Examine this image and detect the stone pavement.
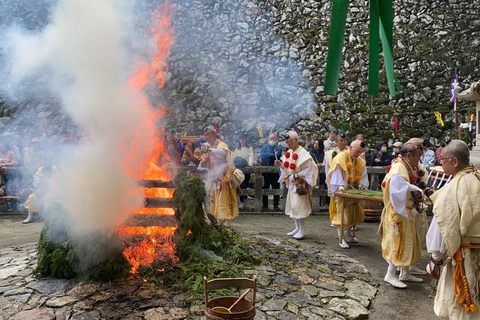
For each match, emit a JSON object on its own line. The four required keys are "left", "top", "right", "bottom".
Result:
{"left": 0, "top": 236, "right": 378, "bottom": 320}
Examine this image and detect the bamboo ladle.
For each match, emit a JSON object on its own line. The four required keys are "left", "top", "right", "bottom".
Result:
{"left": 212, "top": 288, "right": 252, "bottom": 313}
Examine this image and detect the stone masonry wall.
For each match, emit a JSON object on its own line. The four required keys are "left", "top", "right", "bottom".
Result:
{"left": 1, "top": 0, "right": 479, "bottom": 151}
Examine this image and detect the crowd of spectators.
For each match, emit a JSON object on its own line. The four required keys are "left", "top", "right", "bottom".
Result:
{"left": 167, "top": 128, "right": 477, "bottom": 213}
{"left": 0, "top": 130, "right": 74, "bottom": 216}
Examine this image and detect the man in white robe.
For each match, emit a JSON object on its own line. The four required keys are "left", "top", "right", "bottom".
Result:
{"left": 275, "top": 131, "right": 318, "bottom": 239}
{"left": 426, "top": 140, "right": 480, "bottom": 319}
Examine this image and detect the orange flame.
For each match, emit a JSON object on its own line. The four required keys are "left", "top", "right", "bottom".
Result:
{"left": 119, "top": 1, "right": 178, "bottom": 273}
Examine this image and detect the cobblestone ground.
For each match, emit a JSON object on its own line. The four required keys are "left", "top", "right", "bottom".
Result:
{"left": 1, "top": 238, "right": 378, "bottom": 320}
{"left": 0, "top": 214, "right": 437, "bottom": 320}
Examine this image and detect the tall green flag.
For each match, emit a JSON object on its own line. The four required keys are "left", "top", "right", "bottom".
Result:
{"left": 324, "top": 0, "right": 403, "bottom": 97}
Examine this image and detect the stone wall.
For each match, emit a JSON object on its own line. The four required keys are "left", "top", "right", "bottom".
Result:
{"left": 1, "top": 0, "right": 479, "bottom": 150}
{"left": 163, "top": 0, "right": 480, "bottom": 150}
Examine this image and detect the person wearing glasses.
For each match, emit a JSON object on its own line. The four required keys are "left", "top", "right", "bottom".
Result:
{"left": 426, "top": 140, "right": 480, "bottom": 318}
{"left": 380, "top": 141, "right": 427, "bottom": 288}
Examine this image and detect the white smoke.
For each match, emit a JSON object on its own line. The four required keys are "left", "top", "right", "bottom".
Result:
{"left": 6, "top": 0, "right": 157, "bottom": 233}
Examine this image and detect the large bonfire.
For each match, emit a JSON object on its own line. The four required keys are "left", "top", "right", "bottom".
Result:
{"left": 117, "top": 1, "right": 179, "bottom": 274}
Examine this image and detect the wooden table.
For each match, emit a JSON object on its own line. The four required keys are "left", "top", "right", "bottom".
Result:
{"left": 333, "top": 191, "right": 383, "bottom": 244}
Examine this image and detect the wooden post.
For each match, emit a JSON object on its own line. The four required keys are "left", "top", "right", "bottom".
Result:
{"left": 455, "top": 98, "right": 459, "bottom": 139}
{"left": 338, "top": 197, "right": 344, "bottom": 245}
{"left": 254, "top": 173, "right": 263, "bottom": 212}
{"left": 454, "top": 69, "right": 459, "bottom": 139}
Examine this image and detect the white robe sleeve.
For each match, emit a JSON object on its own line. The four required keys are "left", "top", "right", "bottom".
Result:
{"left": 330, "top": 167, "right": 346, "bottom": 193}
{"left": 389, "top": 174, "right": 410, "bottom": 218}
{"left": 278, "top": 166, "right": 285, "bottom": 183}
{"left": 360, "top": 167, "right": 369, "bottom": 189}
{"left": 248, "top": 147, "right": 254, "bottom": 166}
{"left": 426, "top": 216, "right": 446, "bottom": 260}
{"left": 296, "top": 160, "right": 316, "bottom": 187}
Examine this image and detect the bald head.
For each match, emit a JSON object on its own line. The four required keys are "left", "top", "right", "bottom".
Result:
{"left": 286, "top": 131, "right": 299, "bottom": 141}
{"left": 404, "top": 137, "right": 424, "bottom": 156}
{"left": 349, "top": 140, "right": 365, "bottom": 159}
{"left": 444, "top": 140, "right": 470, "bottom": 166}
{"left": 286, "top": 131, "right": 300, "bottom": 150}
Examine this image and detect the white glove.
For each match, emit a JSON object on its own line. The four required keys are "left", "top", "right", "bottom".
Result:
{"left": 409, "top": 208, "right": 418, "bottom": 221}
{"left": 407, "top": 184, "right": 423, "bottom": 194}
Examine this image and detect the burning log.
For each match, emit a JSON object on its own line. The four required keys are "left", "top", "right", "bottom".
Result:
{"left": 123, "top": 214, "right": 177, "bottom": 228}
{"left": 137, "top": 180, "right": 175, "bottom": 188}
{"left": 144, "top": 197, "right": 175, "bottom": 208}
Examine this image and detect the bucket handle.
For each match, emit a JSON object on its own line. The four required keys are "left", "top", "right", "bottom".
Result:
{"left": 204, "top": 276, "right": 257, "bottom": 308}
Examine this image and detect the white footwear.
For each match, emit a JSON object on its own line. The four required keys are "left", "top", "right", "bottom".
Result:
{"left": 343, "top": 229, "right": 358, "bottom": 243}
{"left": 293, "top": 219, "right": 305, "bottom": 239}
{"left": 287, "top": 219, "right": 299, "bottom": 236}
{"left": 239, "top": 202, "right": 246, "bottom": 210}
{"left": 384, "top": 274, "right": 407, "bottom": 289}
{"left": 409, "top": 265, "right": 427, "bottom": 276}
{"left": 339, "top": 239, "right": 350, "bottom": 249}
{"left": 337, "top": 228, "right": 350, "bottom": 248}
{"left": 224, "top": 220, "right": 232, "bottom": 227}
{"left": 399, "top": 268, "right": 424, "bottom": 283}
{"left": 23, "top": 211, "right": 34, "bottom": 224}
{"left": 399, "top": 274, "right": 424, "bottom": 283}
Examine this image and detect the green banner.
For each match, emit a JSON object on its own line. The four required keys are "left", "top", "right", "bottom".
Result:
{"left": 324, "top": 0, "right": 350, "bottom": 95}
{"left": 325, "top": 0, "right": 403, "bottom": 97}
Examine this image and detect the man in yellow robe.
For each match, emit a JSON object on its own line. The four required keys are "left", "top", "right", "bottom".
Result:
{"left": 23, "top": 160, "right": 61, "bottom": 224}
{"left": 274, "top": 131, "right": 318, "bottom": 239}
{"left": 326, "top": 140, "right": 368, "bottom": 249}
{"left": 426, "top": 140, "right": 480, "bottom": 319}
{"left": 199, "top": 126, "right": 239, "bottom": 227}
{"left": 324, "top": 133, "right": 348, "bottom": 215}
{"left": 380, "top": 142, "right": 424, "bottom": 288}
{"left": 404, "top": 138, "right": 431, "bottom": 276}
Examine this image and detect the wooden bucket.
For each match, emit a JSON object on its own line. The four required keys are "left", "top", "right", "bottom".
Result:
{"left": 205, "top": 296, "right": 256, "bottom": 320}
{"left": 204, "top": 276, "right": 256, "bottom": 320}
{"left": 362, "top": 200, "right": 383, "bottom": 221}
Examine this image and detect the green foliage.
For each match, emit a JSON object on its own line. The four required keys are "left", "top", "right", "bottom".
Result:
{"left": 147, "top": 170, "right": 260, "bottom": 298}
{"left": 35, "top": 213, "right": 131, "bottom": 281}
{"left": 35, "top": 220, "right": 77, "bottom": 279}
{"left": 343, "top": 189, "right": 383, "bottom": 198}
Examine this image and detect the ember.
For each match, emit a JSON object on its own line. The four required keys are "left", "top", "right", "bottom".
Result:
{"left": 117, "top": 1, "right": 178, "bottom": 274}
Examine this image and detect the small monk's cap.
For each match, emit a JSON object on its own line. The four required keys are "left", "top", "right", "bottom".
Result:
{"left": 203, "top": 125, "right": 216, "bottom": 133}
{"left": 393, "top": 141, "right": 403, "bottom": 148}
{"left": 31, "top": 137, "right": 41, "bottom": 143}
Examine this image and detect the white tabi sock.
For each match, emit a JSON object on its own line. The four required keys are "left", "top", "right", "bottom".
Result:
{"left": 23, "top": 211, "right": 34, "bottom": 224}
{"left": 287, "top": 219, "right": 299, "bottom": 236}
{"left": 399, "top": 267, "right": 424, "bottom": 283}
{"left": 293, "top": 218, "right": 305, "bottom": 239}
{"left": 384, "top": 262, "right": 407, "bottom": 289}
{"left": 337, "top": 228, "right": 349, "bottom": 249}
{"left": 343, "top": 228, "right": 358, "bottom": 243}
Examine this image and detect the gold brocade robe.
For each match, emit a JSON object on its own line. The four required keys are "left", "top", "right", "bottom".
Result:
{"left": 326, "top": 151, "right": 366, "bottom": 228}
{"left": 431, "top": 168, "right": 480, "bottom": 320}
{"left": 380, "top": 161, "right": 421, "bottom": 267}
{"left": 416, "top": 163, "right": 429, "bottom": 249}
{"left": 206, "top": 139, "right": 239, "bottom": 221}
